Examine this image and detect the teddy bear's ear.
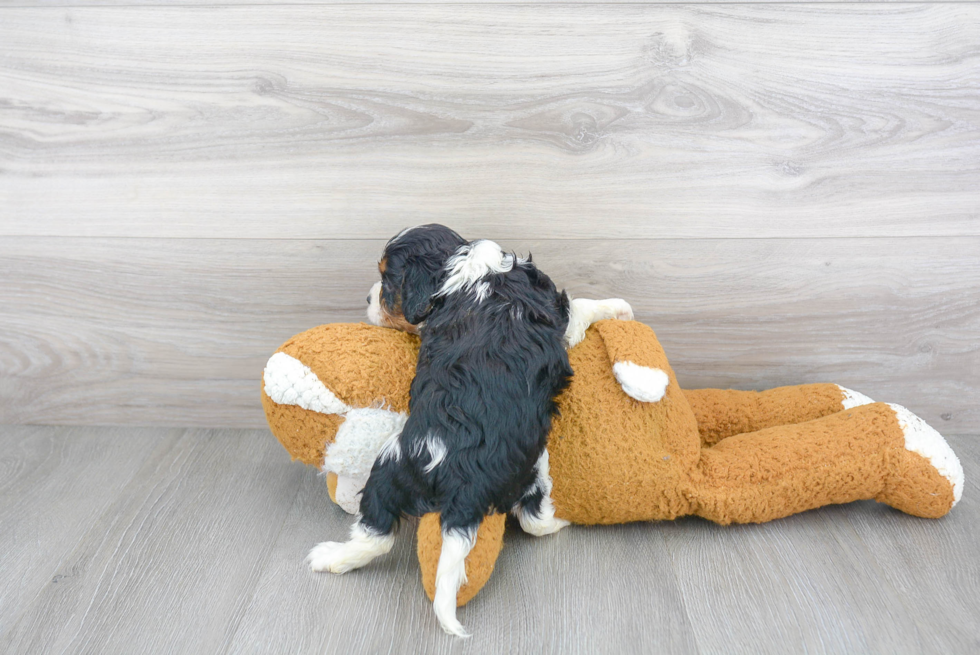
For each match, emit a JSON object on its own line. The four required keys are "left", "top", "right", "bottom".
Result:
{"left": 592, "top": 319, "right": 675, "bottom": 404}
{"left": 417, "top": 513, "right": 507, "bottom": 607}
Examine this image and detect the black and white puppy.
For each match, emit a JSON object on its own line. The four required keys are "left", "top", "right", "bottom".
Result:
{"left": 310, "top": 224, "right": 629, "bottom": 637}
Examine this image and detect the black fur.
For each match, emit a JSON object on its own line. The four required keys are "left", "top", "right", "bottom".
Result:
{"left": 360, "top": 226, "right": 573, "bottom": 536}
{"left": 379, "top": 225, "right": 468, "bottom": 325}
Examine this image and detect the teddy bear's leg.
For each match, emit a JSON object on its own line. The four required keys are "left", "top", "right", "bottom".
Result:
{"left": 683, "top": 383, "right": 874, "bottom": 447}
{"left": 423, "top": 501, "right": 508, "bottom": 637}
{"left": 693, "top": 402, "right": 963, "bottom": 524}
{"left": 417, "top": 513, "right": 507, "bottom": 607}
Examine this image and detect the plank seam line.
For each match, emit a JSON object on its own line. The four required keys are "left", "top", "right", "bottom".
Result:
{"left": 2, "top": 235, "right": 979, "bottom": 242}
{"left": 2, "top": 1, "right": 979, "bottom": 7}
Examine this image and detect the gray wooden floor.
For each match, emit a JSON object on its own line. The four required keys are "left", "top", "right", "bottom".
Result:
{"left": 1, "top": 425, "right": 977, "bottom": 654}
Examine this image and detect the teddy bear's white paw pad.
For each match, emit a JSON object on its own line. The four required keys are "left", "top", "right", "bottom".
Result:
{"left": 612, "top": 361, "right": 669, "bottom": 403}
{"left": 887, "top": 404, "right": 964, "bottom": 506}
{"left": 838, "top": 385, "right": 875, "bottom": 409}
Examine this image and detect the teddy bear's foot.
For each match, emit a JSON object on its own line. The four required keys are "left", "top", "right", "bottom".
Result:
{"left": 307, "top": 522, "right": 394, "bottom": 574}
{"left": 877, "top": 404, "right": 964, "bottom": 518}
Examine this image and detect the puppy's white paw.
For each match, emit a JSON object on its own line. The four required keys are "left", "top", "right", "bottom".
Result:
{"left": 598, "top": 298, "right": 634, "bottom": 322}
{"left": 307, "top": 528, "right": 394, "bottom": 574}
{"left": 519, "top": 514, "right": 570, "bottom": 537}
{"left": 307, "top": 541, "right": 359, "bottom": 574}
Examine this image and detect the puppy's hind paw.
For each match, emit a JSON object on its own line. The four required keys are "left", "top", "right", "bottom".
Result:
{"left": 518, "top": 513, "right": 570, "bottom": 537}
{"left": 307, "top": 541, "right": 356, "bottom": 574}
{"left": 307, "top": 529, "right": 394, "bottom": 574}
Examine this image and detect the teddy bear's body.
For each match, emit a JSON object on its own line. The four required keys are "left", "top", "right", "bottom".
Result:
{"left": 261, "top": 320, "right": 963, "bottom": 606}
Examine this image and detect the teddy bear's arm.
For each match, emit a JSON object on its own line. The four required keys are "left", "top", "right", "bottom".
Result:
{"left": 591, "top": 319, "right": 673, "bottom": 403}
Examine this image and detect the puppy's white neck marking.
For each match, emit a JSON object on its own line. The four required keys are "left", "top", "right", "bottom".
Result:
{"left": 437, "top": 240, "right": 515, "bottom": 298}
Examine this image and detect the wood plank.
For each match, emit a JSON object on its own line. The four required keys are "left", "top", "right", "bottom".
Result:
{"left": 0, "top": 425, "right": 176, "bottom": 638}
{"left": 225, "top": 467, "right": 698, "bottom": 654}
{"left": 1, "top": 236, "right": 977, "bottom": 431}
{"left": 0, "top": 427, "right": 304, "bottom": 654}
{"left": 840, "top": 434, "right": 980, "bottom": 652}
{"left": 0, "top": 0, "right": 965, "bottom": 7}
{"left": 1, "top": 426, "right": 974, "bottom": 651}
{"left": 662, "top": 504, "right": 944, "bottom": 654}
{"left": 1, "top": 5, "right": 977, "bottom": 239}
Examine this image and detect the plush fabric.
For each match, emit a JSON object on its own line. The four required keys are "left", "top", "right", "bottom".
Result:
{"left": 261, "top": 320, "right": 963, "bottom": 606}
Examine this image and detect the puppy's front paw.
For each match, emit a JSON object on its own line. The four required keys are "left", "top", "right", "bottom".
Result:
{"left": 597, "top": 298, "right": 634, "bottom": 322}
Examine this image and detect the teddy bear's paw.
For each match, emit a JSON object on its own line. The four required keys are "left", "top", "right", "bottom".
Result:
{"left": 838, "top": 385, "right": 875, "bottom": 409}
{"left": 307, "top": 525, "right": 395, "bottom": 574}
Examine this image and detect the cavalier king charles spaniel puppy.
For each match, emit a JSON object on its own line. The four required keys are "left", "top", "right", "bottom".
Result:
{"left": 309, "top": 224, "right": 631, "bottom": 636}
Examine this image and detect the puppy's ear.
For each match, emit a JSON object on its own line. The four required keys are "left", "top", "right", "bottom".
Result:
{"left": 401, "top": 262, "right": 443, "bottom": 324}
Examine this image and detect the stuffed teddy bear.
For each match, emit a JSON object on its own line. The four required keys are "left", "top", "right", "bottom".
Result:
{"left": 261, "top": 320, "right": 964, "bottom": 608}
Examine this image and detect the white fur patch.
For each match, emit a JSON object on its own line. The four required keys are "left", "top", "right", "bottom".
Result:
{"left": 433, "top": 527, "right": 478, "bottom": 638}
{"left": 334, "top": 475, "right": 368, "bottom": 514}
{"left": 308, "top": 521, "right": 395, "bottom": 574}
{"left": 391, "top": 225, "right": 419, "bottom": 243}
{"left": 366, "top": 281, "right": 383, "bottom": 326}
{"left": 436, "top": 240, "right": 514, "bottom": 299}
{"left": 565, "top": 298, "right": 634, "bottom": 348}
{"left": 420, "top": 433, "right": 448, "bottom": 474}
{"left": 377, "top": 430, "right": 402, "bottom": 466}
{"left": 513, "top": 449, "right": 569, "bottom": 537}
{"left": 324, "top": 407, "right": 408, "bottom": 478}
{"left": 838, "top": 385, "right": 875, "bottom": 409}
{"left": 612, "top": 361, "right": 669, "bottom": 403}
{"left": 887, "top": 403, "right": 964, "bottom": 506}
{"left": 263, "top": 352, "right": 350, "bottom": 415}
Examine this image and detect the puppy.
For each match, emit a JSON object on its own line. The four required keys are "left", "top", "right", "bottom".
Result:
{"left": 311, "top": 225, "right": 630, "bottom": 636}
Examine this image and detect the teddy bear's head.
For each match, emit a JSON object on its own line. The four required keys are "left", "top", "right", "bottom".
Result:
{"left": 261, "top": 323, "right": 425, "bottom": 511}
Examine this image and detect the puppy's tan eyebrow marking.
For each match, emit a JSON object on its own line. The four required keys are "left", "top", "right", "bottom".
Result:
{"left": 379, "top": 258, "right": 387, "bottom": 274}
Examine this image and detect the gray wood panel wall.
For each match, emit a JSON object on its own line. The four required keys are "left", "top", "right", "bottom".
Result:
{"left": 2, "top": 4, "right": 978, "bottom": 433}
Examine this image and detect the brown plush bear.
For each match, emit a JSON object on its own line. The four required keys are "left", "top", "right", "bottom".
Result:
{"left": 261, "top": 320, "right": 963, "bottom": 609}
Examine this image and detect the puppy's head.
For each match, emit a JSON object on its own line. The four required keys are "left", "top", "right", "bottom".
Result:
{"left": 367, "top": 224, "right": 467, "bottom": 332}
